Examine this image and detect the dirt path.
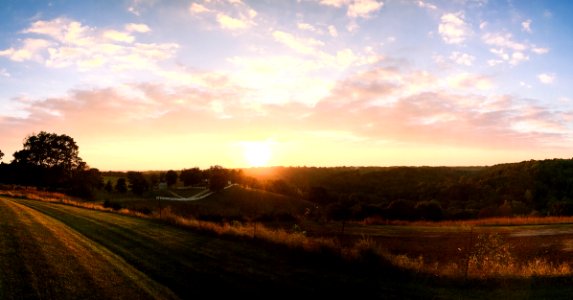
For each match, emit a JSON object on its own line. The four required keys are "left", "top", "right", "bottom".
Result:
{"left": 0, "top": 198, "right": 178, "bottom": 300}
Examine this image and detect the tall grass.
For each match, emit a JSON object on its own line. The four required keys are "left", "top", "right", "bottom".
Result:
{"left": 363, "top": 215, "right": 573, "bottom": 226}
{"left": 2, "top": 186, "right": 572, "bottom": 279}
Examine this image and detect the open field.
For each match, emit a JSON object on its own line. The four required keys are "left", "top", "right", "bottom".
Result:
{"left": 0, "top": 196, "right": 422, "bottom": 298}
{"left": 5, "top": 193, "right": 573, "bottom": 298}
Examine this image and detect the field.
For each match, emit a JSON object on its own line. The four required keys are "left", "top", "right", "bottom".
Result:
{"left": 5, "top": 194, "right": 573, "bottom": 298}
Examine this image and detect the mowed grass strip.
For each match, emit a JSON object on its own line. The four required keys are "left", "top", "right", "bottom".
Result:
{"left": 16, "top": 196, "right": 573, "bottom": 299}
{"left": 15, "top": 197, "right": 430, "bottom": 298}
{"left": 0, "top": 197, "right": 178, "bottom": 300}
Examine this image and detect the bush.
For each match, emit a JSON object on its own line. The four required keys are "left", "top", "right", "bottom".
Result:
{"left": 103, "top": 199, "right": 122, "bottom": 210}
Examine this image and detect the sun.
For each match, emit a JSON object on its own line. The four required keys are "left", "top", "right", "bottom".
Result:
{"left": 242, "top": 141, "right": 272, "bottom": 167}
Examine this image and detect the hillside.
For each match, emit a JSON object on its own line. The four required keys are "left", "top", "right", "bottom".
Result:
{"left": 0, "top": 196, "right": 423, "bottom": 298}
{"left": 243, "top": 159, "right": 573, "bottom": 220}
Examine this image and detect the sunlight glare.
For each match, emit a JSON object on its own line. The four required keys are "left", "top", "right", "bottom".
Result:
{"left": 242, "top": 141, "right": 272, "bottom": 167}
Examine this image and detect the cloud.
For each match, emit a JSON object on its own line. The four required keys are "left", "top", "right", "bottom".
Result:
{"left": 445, "top": 73, "right": 493, "bottom": 90}
{"left": 449, "top": 51, "right": 475, "bottom": 66}
{"left": 482, "top": 32, "right": 526, "bottom": 51}
{"left": 217, "top": 13, "right": 251, "bottom": 29}
{"left": 0, "top": 38, "right": 50, "bottom": 62}
{"left": 347, "top": 0, "right": 383, "bottom": 18}
{"left": 272, "top": 31, "right": 324, "bottom": 55}
{"left": 189, "top": 1, "right": 257, "bottom": 31}
{"left": 319, "top": 0, "right": 383, "bottom": 18}
{"left": 521, "top": 19, "right": 532, "bottom": 33}
{"left": 417, "top": 1, "right": 437, "bottom": 10}
{"left": 0, "top": 68, "right": 10, "bottom": 77}
{"left": 482, "top": 32, "right": 546, "bottom": 66}
{"left": 538, "top": 73, "right": 555, "bottom": 84}
{"left": 0, "top": 18, "right": 177, "bottom": 72}
{"left": 438, "top": 12, "right": 471, "bottom": 44}
{"left": 297, "top": 23, "right": 317, "bottom": 32}
{"left": 2, "top": 62, "right": 570, "bottom": 168}
{"left": 328, "top": 25, "right": 338, "bottom": 37}
{"left": 190, "top": 3, "right": 210, "bottom": 13}
{"left": 103, "top": 30, "right": 135, "bottom": 43}
{"left": 532, "top": 47, "right": 549, "bottom": 54}
{"left": 125, "top": 23, "right": 151, "bottom": 33}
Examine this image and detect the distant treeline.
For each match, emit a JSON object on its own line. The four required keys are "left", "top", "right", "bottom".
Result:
{"left": 243, "top": 160, "right": 573, "bottom": 221}
{"left": 3, "top": 132, "right": 573, "bottom": 222}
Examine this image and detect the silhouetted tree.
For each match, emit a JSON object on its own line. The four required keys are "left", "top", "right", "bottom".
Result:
{"left": 209, "top": 166, "right": 228, "bottom": 192}
{"left": 306, "top": 186, "right": 331, "bottom": 205}
{"left": 69, "top": 168, "right": 103, "bottom": 199}
{"left": 104, "top": 180, "right": 113, "bottom": 193}
{"left": 415, "top": 200, "right": 443, "bottom": 221}
{"left": 11, "top": 132, "right": 85, "bottom": 187}
{"left": 180, "top": 168, "right": 203, "bottom": 186}
{"left": 0, "top": 149, "right": 3, "bottom": 162}
{"left": 148, "top": 173, "right": 160, "bottom": 187}
{"left": 127, "top": 172, "right": 149, "bottom": 195}
{"left": 327, "top": 201, "right": 353, "bottom": 234}
{"left": 165, "top": 170, "right": 178, "bottom": 187}
{"left": 12, "top": 131, "right": 84, "bottom": 172}
{"left": 115, "top": 178, "right": 127, "bottom": 193}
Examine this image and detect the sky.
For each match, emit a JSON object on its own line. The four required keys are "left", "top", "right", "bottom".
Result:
{"left": 0, "top": 0, "right": 572, "bottom": 170}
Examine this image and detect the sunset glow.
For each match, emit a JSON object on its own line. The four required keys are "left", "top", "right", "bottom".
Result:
{"left": 242, "top": 141, "right": 272, "bottom": 167}
{"left": 1, "top": 1, "right": 572, "bottom": 170}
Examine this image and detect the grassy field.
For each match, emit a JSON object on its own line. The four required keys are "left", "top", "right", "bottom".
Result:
{"left": 5, "top": 193, "right": 573, "bottom": 298}
{"left": 0, "top": 196, "right": 425, "bottom": 298}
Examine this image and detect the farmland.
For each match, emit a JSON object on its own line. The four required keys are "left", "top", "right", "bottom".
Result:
{"left": 4, "top": 195, "right": 573, "bottom": 298}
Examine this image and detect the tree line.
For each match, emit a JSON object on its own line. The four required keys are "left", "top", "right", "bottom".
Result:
{"left": 0, "top": 132, "right": 242, "bottom": 198}
{"left": 242, "top": 160, "right": 573, "bottom": 221}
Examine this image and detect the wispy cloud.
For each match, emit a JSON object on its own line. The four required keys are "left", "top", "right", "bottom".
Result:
{"left": 417, "top": 1, "right": 437, "bottom": 10}
{"left": 438, "top": 12, "right": 471, "bottom": 44}
{"left": 538, "top": 73, "right": 555, "bottom": 84}
{"left": 449, "top": 51, "right": 475, "bottom": 66}
{"left": 190, "top": 0, "right": 257, "bottom": 31}
{"left": 319, "top": 0, "right": 383, "bottom": 18}
{"left": 0, "top": 18, "right": 177, "bottom": 72}
{"left": 481, "top": 32, "right": 550, "bottom": 66}
{"left": 521, "top": 19, "right": 532, "bottom": 33}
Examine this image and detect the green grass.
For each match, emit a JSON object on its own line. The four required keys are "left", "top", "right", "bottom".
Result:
{"left": 6, "top": 192, "right": 573, "bottom": 298}
{"left": 0, "top": 197, "right": 177, "bottom": 300}
{"left": 6, "top": 197, "right": 420, "bottom": 298}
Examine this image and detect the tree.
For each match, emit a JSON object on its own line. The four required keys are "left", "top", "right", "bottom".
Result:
{"left": 11, "top": 132, "right": 85, "bottom": 187}
{"left": 69, "top": 168, "right": 103, "bottom": 199}
{"left": 165, "top": 170, "right": 178, "bottom": 187}
{"left": 180, "top": 168, "right": 203, "bottom": 186}
{"left": 208, "top": 166, "right": 228, "bottom": 192}
{"left": 0, "top": 149, "right": 3, "bottom": 162}
{"left": 104, "top": 180, "right": 113, "bottom": 193}
{"left": 12, "top": 131, "right": 84, "bottom": 172}
{"left": 127, "top": 171, "right": 149, "bottom": 195}
{"left": 115, "top": 178, "right": 127, "bottom": 193}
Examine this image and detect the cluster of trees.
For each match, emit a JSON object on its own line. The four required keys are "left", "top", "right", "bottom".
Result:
{"left": 0, "top": 132, "right": 248, "bottom": 199}
{"left": 243, "top": 160, "right": 573, "bottom": 221}
{"left": 101, "top": 166, "right": 246, "bottom": 196}
{"left": 0, "top": 132, "right": 103, "bottom": 198}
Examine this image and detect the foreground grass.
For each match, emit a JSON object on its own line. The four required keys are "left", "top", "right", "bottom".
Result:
{"left": 0, "top": 198, "right": 177, "bottom": 300}
{"left": 5, "top": 195, "right": 573, "bottom": 298}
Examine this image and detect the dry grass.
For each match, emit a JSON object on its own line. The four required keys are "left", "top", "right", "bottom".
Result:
{"left": 3, "top": 186, "right": 573, "bottom": 279}
{"left": 363, "top": 215, "right": 573, "bottom": 227}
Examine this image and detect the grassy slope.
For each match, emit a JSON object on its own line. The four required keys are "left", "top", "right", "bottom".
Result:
{"left": 0, "top": 197, "right": 177, "bottom": 300}
{"left": 5, "top": 196, "right": 573, "bottom": 299}
{"left": 118, "top": 185, "right": 312, "bottom": 222}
